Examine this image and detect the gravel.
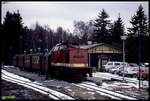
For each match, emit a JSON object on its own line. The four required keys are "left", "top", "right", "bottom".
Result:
{"left": 1, "top": 80, "right": 51, "bottom": 100}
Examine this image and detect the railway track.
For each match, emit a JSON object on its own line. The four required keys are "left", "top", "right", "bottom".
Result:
{"left": 82, "top": 82, "right": 138, "bottom": 99}
{"left": 73, "top": 82, "right": 137, "bottom": 100}
{"left": 1, "top": 68, "right": 142, "bottom": 100}
{"left": 2, "top": 70, "right": 75, "bottom": 100}
{"left": 2, "top": 70, "right": 44, "bottom": 86}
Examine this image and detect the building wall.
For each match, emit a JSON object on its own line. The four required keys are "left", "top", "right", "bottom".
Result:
{"left": 88, "top": 44, "right": 122, "bottom": 54}
{"left": 89, "top": 53, "right": 122, "bottom": 66}
{"left": 88, "top": 44, "right": 123, "bottom": 71}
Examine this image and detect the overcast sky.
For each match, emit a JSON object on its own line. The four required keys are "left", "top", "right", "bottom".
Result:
{"left": 1, "top": 1, "right": 149, "bottom": 33}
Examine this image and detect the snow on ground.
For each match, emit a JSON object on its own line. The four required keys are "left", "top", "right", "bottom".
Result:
{"left": 73, "top": 83, "right": 121, "bottom": 100}
{"left": 2, "top": 76, "right": 60, "bottom": 100}
{"left": 79, "top": 83, "right": 136, "bottom": 100}
{"left": 2, "top": 69, "right": 31, "bottom": 82}
{"left": 2, "top": 69, "right": 74, "bottom": 100}
{"left": 2, "top": 65, "right": 149, "bottom": 100}
{"left": 3, "top": 65, "right": 15, "bottom": 68}
{"left": 102, "top": 82, "right": 139, "bottom": 89}
{"left": 90, "top": 72, "right": 149, "bottom": 100}
{"left": 44, "top": 79, "right": 72, "bottom": 87}
{"left": 92, "top": 72, "right": 149, "bottom": 88}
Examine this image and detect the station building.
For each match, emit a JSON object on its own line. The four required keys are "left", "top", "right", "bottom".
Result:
{"left": 81, "top": 43, "right": 123, "bottom": 71}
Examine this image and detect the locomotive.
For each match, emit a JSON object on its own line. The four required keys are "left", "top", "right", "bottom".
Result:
{"left": 13, "top": 42, "right": 92, "bottom": 81}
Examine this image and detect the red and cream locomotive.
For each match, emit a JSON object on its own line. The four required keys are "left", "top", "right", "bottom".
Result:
{"left": 13, "top": 42, "right": 92, "bottom": 81}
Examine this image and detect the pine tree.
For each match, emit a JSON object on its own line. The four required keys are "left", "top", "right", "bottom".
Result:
{"left": 128, "top": 5, "right": 148, "bottom": 36}
{"left": 111, "top": 13, "right": 125, "bottom": 44}
{"left": 2, "top": 10, "right": 24, "bottom": 64}
{"left": 126, "top": 5, "right": 149, "bottom": 63}
{"left": 93, "top": 9, "right": 111, "bottom": 43}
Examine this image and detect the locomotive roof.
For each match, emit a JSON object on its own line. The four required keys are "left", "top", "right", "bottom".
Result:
{"left": 51, "top": 42, "right": 82, "bottom": 52}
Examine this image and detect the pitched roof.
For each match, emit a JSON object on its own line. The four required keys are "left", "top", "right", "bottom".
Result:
{"left": 80, "top": 42, "right": 122, "bottom": 51}
{"left": 80, "top": 43, "right": 99, "bottom": 49}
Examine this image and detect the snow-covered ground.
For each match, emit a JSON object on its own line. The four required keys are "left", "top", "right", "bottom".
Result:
{"left": 76, "top": 82, "right": 137, "bottom": 100}
{"left": 91, "top": 72, "right": 149, "bottom": 99}
{"left": 1, "top": 65, "right": 149, "bottom": 100}
{"left": 93, "top": 72, "right": 149, "bottom": 88}
{"left": 2, "top": 69, "right": 75, "bottom": 100}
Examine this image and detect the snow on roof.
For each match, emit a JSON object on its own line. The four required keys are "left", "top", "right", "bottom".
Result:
{"left": 80, "top": 43, "right": 100, "bottom": 49}
{"left": 80, "top": 43, "right": 122, "bottom": 51}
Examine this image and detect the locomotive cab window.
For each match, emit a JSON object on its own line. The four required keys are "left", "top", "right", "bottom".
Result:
{"left": 72, "top": 45, "right": 80, "bottom": 49}
{"left": 53, "top": 46, "right": 59, "bottom": 51}
{"left": 59, "top": 45, "right": 67, "bottom": 50}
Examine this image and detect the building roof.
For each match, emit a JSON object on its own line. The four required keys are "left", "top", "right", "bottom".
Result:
{"left": 80, "top": 42, "right": 123, "bottom": 51}
{"left": 80, "top": 43, "right": 99, "bottom": 49}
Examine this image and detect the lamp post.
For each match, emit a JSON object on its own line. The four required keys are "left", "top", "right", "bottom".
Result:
{"left": 51, "top": 35, "right": 53, "bottom": 49}
{"left": 38, "top": 39, "right": 42, "bottom": 76}
{"left": 120, "top": 35, "right": 128, "bottom": 81}
{"left": 23, "top": 50, "right": 26, "bottom": 68}
{"left": 24, "top": 50, "right": 26, "bottom": 54}
{"left": 38, "top": 47, "right": 41, "bottom": 76}
{"left": 30, "top": 49, "right": 33, "bottom": 54}
{"left": 30, "top": 49, "right": 33, "bottom": 72}
{"left": 45, "top": 49, "right": 49, "bottom": 80}
{"left": 62, "top": 31, "right": 63, "bottom": 43}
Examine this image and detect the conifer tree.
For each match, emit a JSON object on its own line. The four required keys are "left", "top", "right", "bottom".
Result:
{"left": 2, "top": 10, "right": 24, "bottom": 64}
{"left": 111, "top": 13, "right": 125, "bottom": 44}
{"left": 126, "top": 5, "right": 149, "bottom": 63}
{"left": 93, "top": 9, "right": 111, "bottom": 43}
{"left": 128, "top": 5, "right": 148, "bottom": 36}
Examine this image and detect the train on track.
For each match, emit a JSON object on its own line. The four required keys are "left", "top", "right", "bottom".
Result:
{"left": 12, "top": 42, "right": 92, "bottom": 81}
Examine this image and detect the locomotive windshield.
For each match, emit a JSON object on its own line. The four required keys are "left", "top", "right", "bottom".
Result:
{"left": 53, "top": 44, "right": 67, "bottom": 51}
{"left": 52, "top": 43, "right": 80, "bottom": 52}
{"left": 72, "top": 45, "right": 80, "bottom": 48}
